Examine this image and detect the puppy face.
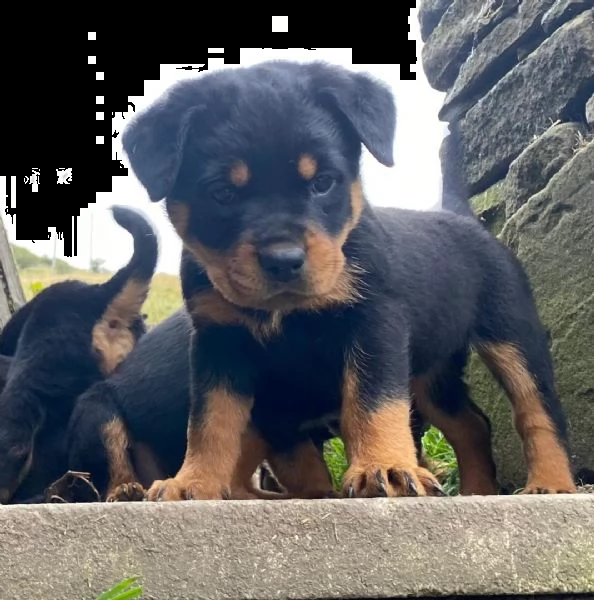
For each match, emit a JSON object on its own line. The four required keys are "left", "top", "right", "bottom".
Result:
{"left": 124, "top": 61, "right": 396, "bottom": 311}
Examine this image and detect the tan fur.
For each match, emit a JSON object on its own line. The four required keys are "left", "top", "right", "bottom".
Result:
{"left": 147, "top": 387, "right": 253, "bottom": 501}
{"left": 411, "top": 375, "right": 498, "bottom": 495}
{"left": 230, "top": 161, "right": 250, "bottom": 187}
{"left": 267, "top": 440, "right": 335, "bottom": 498}
{"left": 477, "top": 342, "right": 576, "bottom": 493}
{"left": 188, "top": 290, "right": 283, "bottom": 343}
{"left": 92, "top": 279, "right": 149, "bottom": 376}
{"left": 297, "top": 154, "right": 317, "bottom": 180}
{"left": 341, "top": 357, "right": 440, "bottom": 497}
{"left": 102, "top": 418, "right": 141, "bottom": 500}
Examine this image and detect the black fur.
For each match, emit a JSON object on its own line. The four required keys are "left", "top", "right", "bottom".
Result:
{"left": 66, "top": 308, "right": 193, "bottom": 498}
{"left": 122, "top": 60, "right": 574, "bottom": 499}
{"left": 0, "top": 206, "right": 158, "bottom": 504}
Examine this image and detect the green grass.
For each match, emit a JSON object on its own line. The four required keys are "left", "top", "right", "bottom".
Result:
{"left": 19, "top": 269, "right": 183, "bottom": 326}
{"left": 420, "top": 426, "right": 460, "bottom": 495}
{"left": 95, "top": 577, "right": 143, "bottom": 600}
{"left": 323, "top": 428, "right": 460, "bottom": 495}
{"left": 323, "top": 438, "right": 349, "bottom": 491}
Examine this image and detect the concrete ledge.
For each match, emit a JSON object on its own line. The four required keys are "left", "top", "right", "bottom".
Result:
{"left": 1, "top": 496, "right": 593, "bottom": 599}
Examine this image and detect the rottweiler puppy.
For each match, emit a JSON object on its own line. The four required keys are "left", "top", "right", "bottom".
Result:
{"left": 122, "top": 60, "right": 576, "bottom": 500}
{"left": 0, "top": 206, "right": 158, "bottom": 504}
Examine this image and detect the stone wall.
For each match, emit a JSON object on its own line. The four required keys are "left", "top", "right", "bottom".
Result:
{"left": 419, "top": 1, "right": 594, "bottom": 490}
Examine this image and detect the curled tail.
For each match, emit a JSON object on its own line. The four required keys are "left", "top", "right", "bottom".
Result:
{"left": 92, "top": 206, "right": 159, "bottom": 375}
{"left": 99, "top": 205, "right": 159, "bottom": 302}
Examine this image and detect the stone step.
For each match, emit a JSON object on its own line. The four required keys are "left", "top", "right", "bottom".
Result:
{"left": 1, "top": 495, "right": 592, "bottom": 600}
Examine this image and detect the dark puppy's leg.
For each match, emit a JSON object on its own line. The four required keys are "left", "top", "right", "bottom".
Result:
{"left": 68, "top": 387, "right": 145, "bottom": 502}
{"left": 340, "top": 320, "right": 444, "bottom": 498}
{"left": 228, "top": 426, "right": 274, "bottom": 499}
{"left": 101, "top": 418, "right": 145, "bottom": 502}
{"left": 411, "top": 354, "right": 498, "bottom": 496}
{"left": 477, "top": 341, "right": 575, "bottom": 494}
{"left": 265, "top": 439, "right": 336, "bottom": 499}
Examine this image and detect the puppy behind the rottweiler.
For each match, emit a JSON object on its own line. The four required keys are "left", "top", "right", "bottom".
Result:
{"left": 0, "top": 206, "right": 158, "bottom": 504}
{"left": 123, "top": 60, "right": 575, "bottom": 502}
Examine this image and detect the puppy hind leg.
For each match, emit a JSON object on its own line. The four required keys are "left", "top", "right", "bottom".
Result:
{"left": 477, "top": 339, "right": 576, "bottom": 494}
{"left": 68, "top": 392, "right": 144, "bottom": 502}
{"left": 411, "top": 360, "right": 498, "bottom": 496}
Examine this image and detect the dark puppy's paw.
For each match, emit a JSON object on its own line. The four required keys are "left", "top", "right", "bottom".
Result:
{"left": 146, "top": 477, "right": 225, "bottom": 501}
{"left": 106, "top": 482, "right": 147, "bottom": 502}
{"left": 343, "top": 464, "right": 445, "bottom": 498}
{"left": 521, "top": 483, "right": 577, "bottom": 495}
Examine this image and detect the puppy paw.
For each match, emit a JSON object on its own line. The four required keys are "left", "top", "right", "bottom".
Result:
{"left": 146, "top": 477, "right": 225, "bottom": 501}
{"left": 106, "top": 482, "right": 146, "bottom": 502}
{"left": 520, "top": 480, "right": 577, "bottom": 494}
{"left": 343, "top": 464, "right": 445, "bottom": 498}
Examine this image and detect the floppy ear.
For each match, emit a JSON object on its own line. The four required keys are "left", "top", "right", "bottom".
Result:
{"left": 312, "top": 65, "right": 396, "bottom": 167}
{"left": 122, "top": 94, "right": 201, "bottom": 202}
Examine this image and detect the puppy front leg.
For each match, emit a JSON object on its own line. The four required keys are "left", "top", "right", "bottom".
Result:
{"left": 340, "top": 341, "right": 444, "bottom": 498}
{"left": 147, "top": 332, "right": 253, "bottom": 501}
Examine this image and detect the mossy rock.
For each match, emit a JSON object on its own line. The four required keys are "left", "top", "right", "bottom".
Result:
{"left": 470, "top": 181, "right": 507, "bottom": 236}
{"left": 466, "top": 141, "right": 594, "bottom": 489}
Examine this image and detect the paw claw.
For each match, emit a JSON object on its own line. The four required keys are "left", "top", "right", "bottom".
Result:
{"left": 344, "top": 464, "right": 442, "bottom": 498}
{"left": 404, "top": 472, "right": 418, "bottom": 496}
{"left": 375, "top": 470, "right": 388, "bottom": 497}
{"left": 106, "top": 482, "right": 146, "bottom": 503}
{"left": 521, "top": 481, "right": 577, "bottom": 495}
{"left": 431, "top": 481, "right": 446, "bottom": 496}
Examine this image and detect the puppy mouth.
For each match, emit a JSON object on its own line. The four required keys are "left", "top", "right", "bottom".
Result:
{"left": 227, "top": 274, "right": 317, "bottom": 302}
{"left": 222, "top": 268, "right": 342, "bottom": 311}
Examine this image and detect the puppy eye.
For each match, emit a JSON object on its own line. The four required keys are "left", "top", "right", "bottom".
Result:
{"left": 311, "top": 175, "right": 335, "bottom": 196}
{"left": 210, "top": 185, "right": 237, "bottom": 205}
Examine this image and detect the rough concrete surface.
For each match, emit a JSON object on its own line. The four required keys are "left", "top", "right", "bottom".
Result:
{"left": 1, "top": 496, "right": 593, "bottom": 600}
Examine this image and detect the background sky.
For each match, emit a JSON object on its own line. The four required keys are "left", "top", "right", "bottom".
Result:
{"left": 2, "top": 9, "right": 446, "bottom": 276}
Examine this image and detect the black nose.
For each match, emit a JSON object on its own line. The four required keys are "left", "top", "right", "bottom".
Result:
{"left": 258, "top": 245, "right": 306, "bottom": 282}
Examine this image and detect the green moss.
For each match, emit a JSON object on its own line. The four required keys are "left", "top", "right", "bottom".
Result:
{"left": 470, "top": 181, "right": 505, "bottom": 214}
{"left": 470, "top": 181, "right": 508, "bottom": 235}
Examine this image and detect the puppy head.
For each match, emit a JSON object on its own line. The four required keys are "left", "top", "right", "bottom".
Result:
{"left": 124, "top": 61, "right": 396, "bottom": 311}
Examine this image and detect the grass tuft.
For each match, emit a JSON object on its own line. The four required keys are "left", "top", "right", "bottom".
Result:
{"left": 95, "top": 577, "right": 143, "bottom": 600}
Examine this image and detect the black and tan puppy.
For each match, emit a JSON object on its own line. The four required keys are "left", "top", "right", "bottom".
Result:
{"left": 0, "top": 206, "right": 158, "bottom": 504}
{"left": 123, "top": 60, "right": 576, "bottom": 500}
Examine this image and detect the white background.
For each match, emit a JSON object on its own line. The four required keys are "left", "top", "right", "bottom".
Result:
{"left": 1, "top": 10, "right": 446, "bottom": 275}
